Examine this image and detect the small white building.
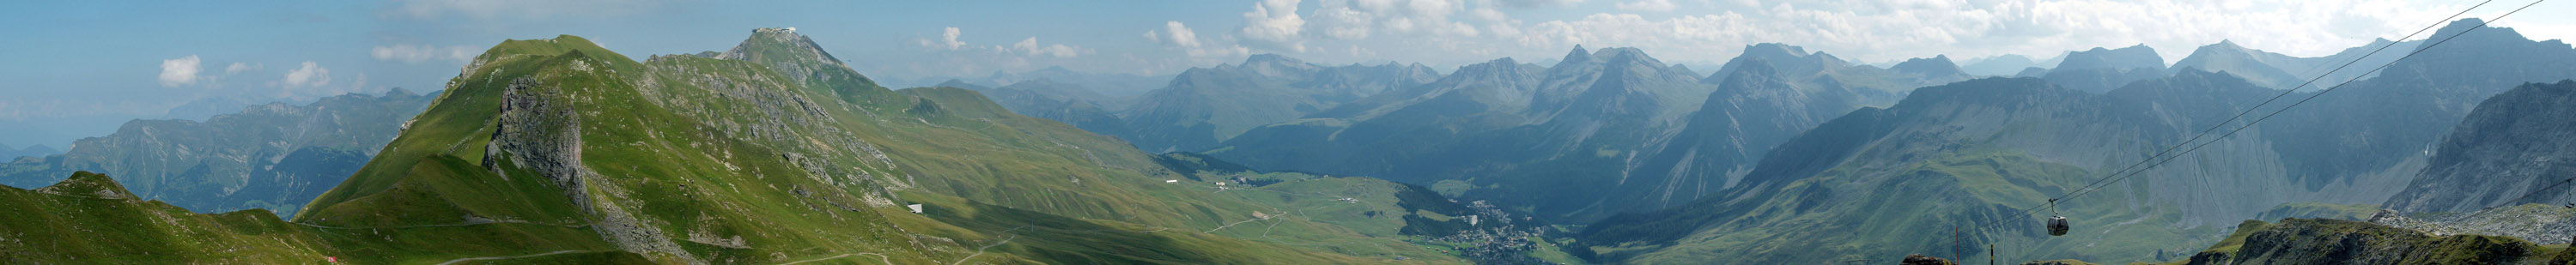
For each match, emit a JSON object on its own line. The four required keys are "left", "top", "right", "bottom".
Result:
{"left": 1166, "top": 179, "right": 1180, "bottom": 184}
{"left": 907, "top": 204, "right": 924, "bottom": 214}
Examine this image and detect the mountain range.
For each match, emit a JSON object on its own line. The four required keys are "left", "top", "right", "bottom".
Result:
{"left": 0, "top": 88, "right": 435, "bottom": 218}
{"left": 9, "top": 15, "right": 2576, "bottom": 265}
{"left": 1573, "top": 18, "right": 2576, "bottom": 263}
{"left": 1208, "top": 43, "right": 1962, "bottom": 223}
{"left": 0, "top": 144, "right": 57, "bottom": 161}
{"left": 1119, "top": 54, "right": 1441, "bottom": 153}
{"left": 0, "top": 28, "right": 1541, "bottom": 263}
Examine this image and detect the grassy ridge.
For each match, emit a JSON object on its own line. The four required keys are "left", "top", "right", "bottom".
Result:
{"left": 0, "top": 172, "right": 329, "bottom": 263}
{"left": 2180, "top": 218, "right": 2566, "bottom": 264}
{"left": 264, "top": 31, "right": 1470, "bottom": 263}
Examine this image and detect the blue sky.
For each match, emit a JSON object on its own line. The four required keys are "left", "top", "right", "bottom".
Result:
{"left": 2, "top": 0, "right": 2570, "bottom": 148}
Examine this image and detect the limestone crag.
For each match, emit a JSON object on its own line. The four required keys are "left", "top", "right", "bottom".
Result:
{"left": 482, "top": 75, "right": 700, "bottom": 262}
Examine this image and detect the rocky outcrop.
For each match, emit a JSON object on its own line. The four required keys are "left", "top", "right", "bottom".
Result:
{"left": 482, "top": 76, "right": 698, "bottom": 262}
{"left": 2187, "top": 218, "right": 2540, "bottom": 265}
{"left": 2368, "top": 205, "right": 2576, "bottom": 245}
{"left": 485, "top": 77, "right": 588, "bottom": 202}
{"left": 2384, "top": 81, "right": 2576, "bottom": 213}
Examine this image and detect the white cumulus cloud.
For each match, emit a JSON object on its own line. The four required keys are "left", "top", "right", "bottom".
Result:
{"left": 1011, "top": 37, "right": 1090, "bottom": 57}
{"left": 159, "top": 55, "right": 202, "bottom": 87}
{"left": 1147, "top": 21, "right": 1207, "bottom": 48}
{"left": 1616, "top": 0, "right": 1677, "bottom": 12}
{"left": 1493, "top": 0, "right": 1585, "bottom": 8}
{"left": 371, "top": 45, "right": 477, "bottom": 63}
{"left": 1146, "top": 21, "right": 1252, "bottom": 61}
{"left": 225, "top": 63, "right": 262, "bottom": 74}
{"left": 1241, "top": 0, "right": 1310, "bottom": 51}
{"left": 283, "top": 61, "right": 331, "bottom": 88}
{"left": 936, "top": 27, "right": 967, "bottom": 50}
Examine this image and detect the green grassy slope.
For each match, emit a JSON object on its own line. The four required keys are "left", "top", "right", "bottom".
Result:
{"left": 0, "top": 171, "right": 656, "bottom": 264}
{"left": 267, "top": 30, "right": 1470, "bottom": 263}
{"left": 0, "top": 172, "right": 329, "bottom": 263}
{"left": 294, "top": 34, "right": 933, "bottom": 263}
{"left": 1583, "top": 149, "right": 2230, "bottom": 263}
{"left": 1, "top": 29, "right": 1474, "bottom": 264}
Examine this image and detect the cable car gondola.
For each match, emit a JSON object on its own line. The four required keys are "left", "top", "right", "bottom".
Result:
{"left": 2045, "top": 199, "right": 2069, "bottom": 237}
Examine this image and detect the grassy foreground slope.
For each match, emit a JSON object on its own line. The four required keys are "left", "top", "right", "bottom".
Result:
{"left": 0, "top": 172, "right": 329, "bottom": 263}
{"left": 2178, "top": 218, "right": 2567, "bottom": 264}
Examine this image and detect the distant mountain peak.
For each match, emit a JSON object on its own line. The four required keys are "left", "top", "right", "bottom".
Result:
{"left": 1592, "top": 47, "right": 1664, "bottom": 66}
{"left": 1707, "top": 43, "right": 1850, "bottom": 82}
{"left": 1562, "top": 45, "right": 1594, "bottom": 64}
{"left": 2056, "top": 44, "right": 2165, "bottom": 70}
{"left": 1743, "top": 43, "right": 1812, "bottom": 57}
{"left": 1244, "top": 53, "right": 1303, "bottom": 65}
{"left": 933, "top": 79, "right": 989, "bottom": 90}
{"left": 2421, "top": 17, "right": 2541, "bottom": 52}
{"left": 720, "top": 27, "right": 843, "bottom": 66}
{"left": 1889, "top": 55, "right": 1967, "bottom": 78}
{"left": 1441, "top": 57, "right": 1537, "bottom": 82}
{"left": 1225, "top": 53, "right": 1320, "bottom": 79}
{"left": 715, "top": 27, "right": 878, "bottom": 87}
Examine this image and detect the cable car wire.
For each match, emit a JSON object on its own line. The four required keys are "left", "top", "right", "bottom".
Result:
{"left": 1946, "top": 0, "right": 2544, "bottom": 260}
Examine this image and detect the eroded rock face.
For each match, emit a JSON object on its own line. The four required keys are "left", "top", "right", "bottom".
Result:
{"left": 2385, "top": 81, "right": 2576, "bottom": 214}
{"left": 482, "top": 76, "right": 698, "bottom": 262}
{"left": 487, "top": 77, "right": 588, "bottom": 201}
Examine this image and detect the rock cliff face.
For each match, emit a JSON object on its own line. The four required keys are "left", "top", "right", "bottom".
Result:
{"left": 2384, "top": 81, "right": 2576, "bottom": 213}
{"left": 0, "top": 88, "right": 434, "bottom": 217}
{"left": 2185, "top": 219, "right": 2543, "bottom": 265}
